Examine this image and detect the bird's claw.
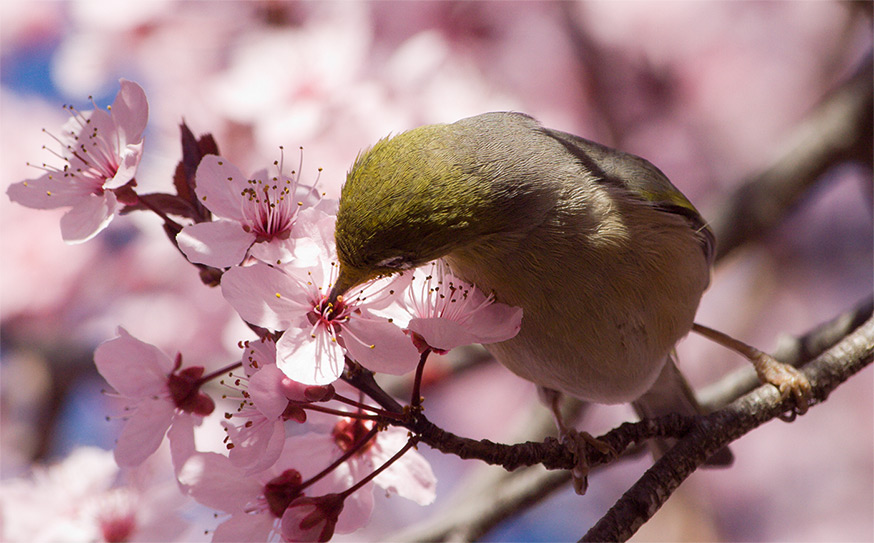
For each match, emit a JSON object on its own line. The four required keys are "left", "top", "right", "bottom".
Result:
{"left": 562, "top": 430, "right": 616, "bottom": 495}
{"left": 754, "top": 353, "right": 812, "bottom": 419}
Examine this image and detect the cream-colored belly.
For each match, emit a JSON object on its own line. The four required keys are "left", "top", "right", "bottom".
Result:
{"left": 446, "top": 208, "right": 709, "bottom": 404}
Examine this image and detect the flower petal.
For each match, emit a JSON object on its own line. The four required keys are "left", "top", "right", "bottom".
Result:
{"left": 370, "top": 428, "right": 436, "bottom": 505}
{"left": 276, "top": 324, "right": 343, "bottom": 386}
{"left": 213, "top": 512, "right": 275, "bottom": 543}
{"left": 221, "top": 263, "right": 310, "bottom": 331}
{"left": 177, "top": 452, "right": 262, "bottom": 512}
{"left": 227, "top": 418, "right": 286, "bottom": 475}
{"left": 59, "top": 191, "right": 117, "bottom": 243}
{"left": 111, "top": 79, "right": 149, "bottom": 147}
{"left": 249, "top": 364, "right": 291, "bottom": 420}
{"left": 195, "top": 155, "right": 248, "bottom": 220}
{"left": 94, "top": 327, "right": 173, "bottom": 398}
{"left": 248, "top": 237, "right": 296, "bottom": 266}
{"left": 176, "top": 219, "right": 254, "bottom": 267}
{"left": 113, "top": 398, "right": 175, "bottom": 467}
{"left": 342, "top": 317, "right": 420, "bottom": 376}
{"left": 6, "top": 172, "right": 89, "bottom": 209}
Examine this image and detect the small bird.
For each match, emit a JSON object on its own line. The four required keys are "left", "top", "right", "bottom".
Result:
{"left": 330, "top": 112, "right": 730, "bottom": 481}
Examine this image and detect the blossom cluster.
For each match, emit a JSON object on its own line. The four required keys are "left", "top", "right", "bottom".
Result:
{"left": 5, "top": 80, "right": 522, "bottom": 542}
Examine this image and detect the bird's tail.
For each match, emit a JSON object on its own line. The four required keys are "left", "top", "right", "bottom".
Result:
{"left": 632, "top": 354, "right": 733, "bottom": 466}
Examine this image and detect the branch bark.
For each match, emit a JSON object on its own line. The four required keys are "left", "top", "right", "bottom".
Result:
{"left": 709, "top": 57, "right": 873, "bottom": 261}
{"left": 581, "top": 315, "right": 874, "bottom": 542}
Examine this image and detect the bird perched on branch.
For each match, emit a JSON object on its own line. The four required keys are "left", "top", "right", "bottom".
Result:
{"left": 330, "top": 112, "right": 735, "bottom": 490}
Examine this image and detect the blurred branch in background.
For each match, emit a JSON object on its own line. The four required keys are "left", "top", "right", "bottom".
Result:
{"left": 709, "top": 56, "right": 873, "bottom": 261}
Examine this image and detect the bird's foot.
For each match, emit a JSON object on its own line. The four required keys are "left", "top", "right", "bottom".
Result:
{"left": 562, "top": 430, "right": 615, "bottom": 495}
{"left": 752, "top": 352, "right": 812, "bottom": 420}
{"left": 692, "top": 323, "right": 812, "bottom": 419}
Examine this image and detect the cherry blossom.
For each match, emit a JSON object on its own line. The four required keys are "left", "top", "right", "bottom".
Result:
{"left": 176, "top": 153, "right": 335, "bottom": 268}
{"left": 94, "top": 327, "right": 215, "bottom": 467}
{"left": 220, "top": 240, "right": 420, "bottom": 385}
{"left": 6, "top": 79, "right": 148, "bottom": 243}
{"left": 179, "top": 412, "right": 434, "bottom": 542}
{"left": 397, "top": 260, "right": 523, "bottom": 354}
{"left": 222, "top": 338, "right": 334, "bottom": 475}
{"left": 0, "top": 447, "right": 189, "bottom": 542}
{"left": 177, "top": 443, "right": 370, "bottom": 542}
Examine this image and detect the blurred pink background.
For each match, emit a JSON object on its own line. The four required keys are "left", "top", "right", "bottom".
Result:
{"left": 1, "top": 2, "right": 871, "bottom": 541}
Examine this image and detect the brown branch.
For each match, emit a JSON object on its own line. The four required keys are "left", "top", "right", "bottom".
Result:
{"left": 581, "top": 315, "right": 874, "bottom": 542}
{"left": 699, "top": 296, "right": 873, "bottom": 410}
{"left": 709, "top": 56, "right": 873, "bottom": 262}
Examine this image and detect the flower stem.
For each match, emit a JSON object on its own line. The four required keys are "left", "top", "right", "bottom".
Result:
{"left": 301, "top": 426, "right": 379, "bottom": 493}
{"left": 411, "top": 349, "right": 431, "bottom": 409}
{"left": 340, "top": 435, "right": 420, "bottom": 499}
{"left": 302, "top": 404, "right": 382, "bottom": 421}
{"left": 196, "top": 361, "right": 243, "bottom": 386}
{"left": 331, "top": 394, "right": 406, "bottom": 421}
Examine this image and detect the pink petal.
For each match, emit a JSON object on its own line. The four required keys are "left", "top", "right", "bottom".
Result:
{"left": 276, "top": 325, "right": 343, "bottom": 386}
{"left": 111, "top": 79, "right": 149, "bottom": 146}
{"left": 106, "top": 140, "right": 143, "bottom": 189}
{"left": 280, "top": 433, "right": 338, "bottom": 475}
{"left": 241, "top": 337, "right": 278, "bottom": 377}
{"left": 94, "top": 328, "right": 172, "bottom": 398}
{"left": 177, "top": 452, "right": 261, "bottom": 512}
{"left": 334, "top": 484, "right": 374, "bottom": 534}
{"left": 220, "top": 263, "right": 310, "bottom": 331}
{"left": 354, "top": 272, "right": 413, "bottom": 311}
{"left": 459, "top": 303, "right": 523, "bottom": 345}
{"left": 59, "top": 191, "right": 117, "bottom": 243}
{"left": 213, "top": 513, "right": 275, "bottom": 543}
{"left": 370, "top": 428, "right": 436, "bottom": 505}
{"left": 113, "top": 398, "right": 175, "bottom": 467}
{"left": 176, "top": 220, "right": 254, "bottom": 268}
{"left": 249, "top": 364, "right": 292, "bottom": 419}
{"left": 195, "top": 155, "right": 248, "bottom": 220}
{"left": 6, "top": 172, "right": 89, "bottom": 209}
{"left": 341, "top": 317, "right": 420, "bottom": 376}
{"left": 227, "top": 418, "right": 286, "bottom": 475}
{"left": 405, "top": 318, "right": 482, "bottom": 352}
{"left": 248, "top": 237, "right": 296, "bottom": 266}
{"left": 168, "top": 414, "right": 196, "bottom": 475}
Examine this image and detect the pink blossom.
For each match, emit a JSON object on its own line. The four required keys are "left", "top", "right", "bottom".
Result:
{"left": 289, "top": 418, "right": 436, "bottom": 508}
{"left": 220, "top": 238, "right": 420, "bottom": 385}
{"left": 223, "top": 338, "right": 310, "bottom": 475}
{"left": 94, "top": 327, "right": 215, "bottom": 467}
{"left": 399, "top": 261, "right": 523, "bottom": 354}
{"left": 280, "top": 494, "right": 345, "bottom": 542}
{"left": 177, "top": 443, "right": 369, "bottom": 542}
{"left": 6, "top": 79, "right": 148, "bottom": 243}
{"left": 0, "top": 447, "right": 189, "bottom": 542}
{"left": 176, "top": 153, "right": 335, "bottom": 268}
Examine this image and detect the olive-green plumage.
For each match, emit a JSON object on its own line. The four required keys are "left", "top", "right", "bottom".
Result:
{"left": 333, "top": 112, "right": 714, "bottom": 409}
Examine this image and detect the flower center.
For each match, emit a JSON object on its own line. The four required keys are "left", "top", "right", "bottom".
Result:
{"left": 240, "top": 176, "right": 300, "bottom": 242}
{"left": 263, "top": 469, "right": 304, "bottom": 518}
{"left": 308, "top": 295, "right": 350, "bottom": 330}
{"left": 332, "top": 418, "right": 376, "bottom": 454}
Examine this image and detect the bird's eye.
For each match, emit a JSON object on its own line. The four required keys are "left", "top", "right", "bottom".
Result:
{"left": 376, "top": 256, "right": 414, "bottom": 270}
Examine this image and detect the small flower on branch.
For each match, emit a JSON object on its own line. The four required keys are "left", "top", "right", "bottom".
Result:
{"left": 176, "top": 151, "right": 335, "bottom": 268}
{"left": 7, "top": 79, "right": 148, "bottom": 243}
{"left": 94, "top": 327, "right": 215, "bottom": 467}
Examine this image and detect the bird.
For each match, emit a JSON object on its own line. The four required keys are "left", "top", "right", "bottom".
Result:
{"left": 329, "top": 112, "right": 732, "bottom": 487}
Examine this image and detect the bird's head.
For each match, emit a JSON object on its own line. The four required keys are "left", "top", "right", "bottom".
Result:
{"left": 330, "top": 123, "right": 501, "bottom": 300}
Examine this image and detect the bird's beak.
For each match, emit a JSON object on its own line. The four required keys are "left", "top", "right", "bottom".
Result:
{"left": 328, "top": 265, "right": 369, "bottom": 303}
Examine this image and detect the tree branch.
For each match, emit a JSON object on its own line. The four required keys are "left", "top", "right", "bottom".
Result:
{"left": 582, "top": 315, "right": 874, "bottom": 542}
{"left": 699, "top": 296, "right": 873, "bottom": 410}
{"left": 709, "top": 56, "right": 873, "bottom": 261}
